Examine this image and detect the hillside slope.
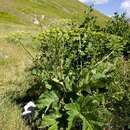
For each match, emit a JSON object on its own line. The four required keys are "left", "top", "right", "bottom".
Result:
{"left": 0, "top": 0, "right": 108, "bottom": 26}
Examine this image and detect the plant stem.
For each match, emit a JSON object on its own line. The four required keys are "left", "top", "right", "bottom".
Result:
{"left": 19, "top": 41, "right": 34, "bottom": 60}
{"left": 94, "top": 51, "right": 114, "bottom": 67}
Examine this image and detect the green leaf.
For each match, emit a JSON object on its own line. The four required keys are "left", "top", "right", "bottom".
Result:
{"left": 37, "top": 91, "right": 61, "bottom": 129}
{"left": 40, "top": 115, "right": 58, "bottom": 130}
{"left": 37, "top": 91, "right": 59, "bottom": 109}
{"left": 65, "top": 103, "right": 93, "bottom": 130}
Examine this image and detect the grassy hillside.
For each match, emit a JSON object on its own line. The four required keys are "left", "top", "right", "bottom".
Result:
{"left": 0, "top": 0, "right": 108, "bottom": 26}
{"left": 0, "top": 39, "right": 32, "bottom": 130}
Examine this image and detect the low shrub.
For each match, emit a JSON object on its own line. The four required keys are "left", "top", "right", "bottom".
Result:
{"left": 30, "top": 27, "right": 127, "bottom": 130}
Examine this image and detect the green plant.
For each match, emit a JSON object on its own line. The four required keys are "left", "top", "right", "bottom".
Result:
{"left": 104, "top": 12, "right": 130, "bottom": 129}
{"left": 105, "top": 12, "right": 130, "bottom": 60}
{"left": 105, "top": 12, "right": 129, "bottom": 38}
{"left": 30, "top": 26, "right": 127, "bottom": 130}
{"left": 80, "top": 6, "right": 100, "bottom": 31}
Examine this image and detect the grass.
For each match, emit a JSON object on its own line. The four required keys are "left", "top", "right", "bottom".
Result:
{"left": 0, "top": 0, "right": 108, "bottom": 26}
{"left": 0, "top": 39, "right": 34, "bottom": 130}
{"left": 0, "top": 97, "right": 30, "bottom": 130}
{"left": 0, "top": 12, "right": 22, "bottom": 24}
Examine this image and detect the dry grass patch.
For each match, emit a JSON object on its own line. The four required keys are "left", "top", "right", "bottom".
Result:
{"left": 0, "top": 41, "right": 33, "bottom": 130}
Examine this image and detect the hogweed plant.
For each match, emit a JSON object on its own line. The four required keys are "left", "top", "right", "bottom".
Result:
{"left": 24, "top": 9, "right": 130, "bottom": 130}
{"left": 29, "top": 25, "right": 127, "bottom": 130}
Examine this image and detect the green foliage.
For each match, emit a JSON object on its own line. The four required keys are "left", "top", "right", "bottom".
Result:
{"left": 14, "top": 8, "right": 130, "bottom": 130}
{"left": 79, "top": 7, "right": 100, "bottom": 31}
{"left": 111, "top": 94, "right": 130, "bottom": 129}
{"left": 105, "top": 12, "right": 130, "bottom": 60}
{"left": 65, "top": 103, "right": 93, "bottom": 130}
{"left": 104, "top": 12, "right": 130, "bottom": 129}
{"left": 37, "top": 91, "right": 60, "bottom": 129}
{"left": 37, "top": 91, "right": 59, "bottom": 110}
{"left": 30, "top": 25, "right": 127, "bottom": 130}
{"left": 105, "top": 12, "right": 129, "bottom": 38}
